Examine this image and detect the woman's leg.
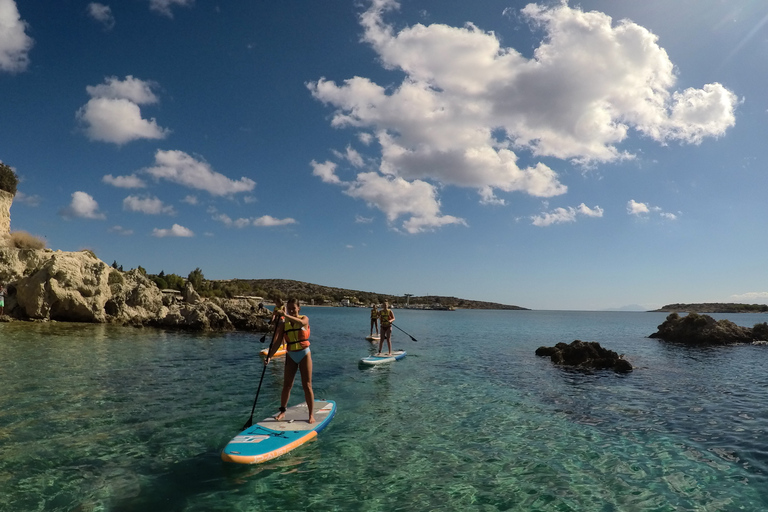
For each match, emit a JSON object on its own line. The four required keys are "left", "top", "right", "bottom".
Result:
{"left": 275, "top": 356, "right": 298, "bottom": 420}
{"left": 298, "top": 353, "right": 315, "bottom": 423}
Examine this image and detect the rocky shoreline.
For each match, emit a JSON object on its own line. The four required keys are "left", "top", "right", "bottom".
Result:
{"left": 0, "top": 247, "right": 270, "bottom": 332}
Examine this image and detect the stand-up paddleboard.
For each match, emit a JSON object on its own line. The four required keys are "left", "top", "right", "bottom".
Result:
{"left": 360, "top": 350, "right": 406, "bottom": 366}
{"left": 259, "top": 344, "right": 287, "bottom": 358}
{"left": 365, "top": 335, "right": 380, "bottom": 342}
{"left": 221, "top": 400, "right": 336, "bottom": 464}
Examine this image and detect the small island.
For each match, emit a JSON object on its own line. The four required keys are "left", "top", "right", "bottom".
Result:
{"left": 652, "top": 303, "right": 768, "bottom": 313}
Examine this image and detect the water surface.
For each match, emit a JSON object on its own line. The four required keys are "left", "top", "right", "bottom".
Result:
{"left": 2, "top": 309, "right": 768, "bottom": 511}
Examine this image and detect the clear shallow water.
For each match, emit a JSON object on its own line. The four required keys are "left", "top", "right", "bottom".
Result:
{"left": 2, "top": 309, "right": 768, "bottom": 511}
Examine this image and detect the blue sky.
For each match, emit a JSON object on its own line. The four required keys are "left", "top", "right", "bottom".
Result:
{"left": 1, "top": 0, "right": 766, "bottom": 310}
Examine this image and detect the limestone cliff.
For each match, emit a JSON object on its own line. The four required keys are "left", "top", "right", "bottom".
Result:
{"left": 0, "top": 189, "right": 12, "bottom": 246}
{"left": 0, "top": 192, "right": 267, "bottom": 331}
{"left": 0, "top": 246, "right": 267, "bottom": 331}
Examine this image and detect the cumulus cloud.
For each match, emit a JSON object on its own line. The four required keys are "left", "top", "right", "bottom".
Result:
{"left": 0, "top": 0, "right": 34, "bottom": 73}
{"left": 77, "top": 76, "right": 169, "bottom": 145}
{"left": 123, "top": 195, "right": 176, "bottom": 215}
{"left": 308, "top": 0, "right": 736, "bottom": 231}
{"left": 59, "top": 191, "right": 106, "bottom": 220}
{"left": 213, "top": 213, "right": 296, "bottom": 228}
{"left": 627, "top": 199, "right": 677, "bottom": 220}
{"left": 311, "top": 160, "right": 342, "bottom": 184}
{"left": 144, "top": 150, "right": 255, "bottom": 196}
{"left": 103, "top": 173, "right": 147, "bottom": 188}
{"left": 152, "top": 223, "right": 194, "bottom": 237}
{"left": 345, "top": 172, "right": 466, "bottom": 233}
{"left": 87, "top": 3, "right": 115, "bottom": 30}
{"left": 531, "top": 203, "right": 603, "bottom": 227}
{"left": 149, "top": 0, "right": 193, "bottom": 18}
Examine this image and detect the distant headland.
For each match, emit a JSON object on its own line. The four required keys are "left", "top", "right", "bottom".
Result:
{"left": 652, "top": 303, "right": 768, "bottom": 313}
{"left": 217, "top": 278, "right": 529, "bottom": 311}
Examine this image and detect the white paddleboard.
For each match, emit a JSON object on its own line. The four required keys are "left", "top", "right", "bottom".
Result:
{"left": 365, "top": 335, "right": 380, "bottom": 341}
{"left": 360, "top": 350, "right": 406, "bottom": 366}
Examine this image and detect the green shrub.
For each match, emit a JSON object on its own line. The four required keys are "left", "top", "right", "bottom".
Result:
{"left": 0, "top": 163, "right": 18, "bottom": 196}
{"left": 9, "top": 231, "right": 46, "bottom": 249}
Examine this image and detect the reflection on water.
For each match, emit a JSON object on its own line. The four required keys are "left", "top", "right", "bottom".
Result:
{"left": 2, "top": 311, "right": 768, "bottom": 511}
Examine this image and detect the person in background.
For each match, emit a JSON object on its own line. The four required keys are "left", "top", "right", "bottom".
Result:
{"left": 378, "top": 301, "right": 395, "bottom": 356}
{"left": 270, "top": 298, "right": 284, "bottom": 326}
{"left": 370, "top": 303, "right": 379, "bottom": 336}
{"left": 268, "top": 298, "right": 286, "bottom": 350}
{"left": 264, "top": 298, "right": 315, "bottom": 423}
{"left": 0, "top": 283, "right": 5, "bottom": 316}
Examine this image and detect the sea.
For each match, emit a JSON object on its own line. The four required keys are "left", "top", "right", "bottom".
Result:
{"left": 2, "top": 308, "right": 768, "bottom": 512}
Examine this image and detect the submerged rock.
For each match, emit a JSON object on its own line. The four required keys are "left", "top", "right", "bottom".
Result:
{"left": 535, "top": 340, "right": 633, "bottom": 373}
{"left": 649, "top": 312, "right": 764, "bottom": 346}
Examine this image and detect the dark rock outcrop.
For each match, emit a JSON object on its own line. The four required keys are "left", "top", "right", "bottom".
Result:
{"left": 535, "top": 340, "right": 633, "bottom": 373}
{"left": 649, "top": 312, "right": 766, "bottom": 345}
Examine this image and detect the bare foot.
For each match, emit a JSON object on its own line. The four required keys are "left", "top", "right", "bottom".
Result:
{"left": 308, "top": 416, "right": 316, "bottom": 424}
{"left": 274, "top": 411, "right": 286, "bottom": 421}
{"left": 387, "top": 353, "right": 393, "bottom": 356}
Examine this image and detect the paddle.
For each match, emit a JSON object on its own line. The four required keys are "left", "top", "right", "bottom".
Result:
{"left": 392, "top": 323, "right": 418, "bottom": 342}
{"left": 242, "top": 330, "right": 277, "bottom": 430}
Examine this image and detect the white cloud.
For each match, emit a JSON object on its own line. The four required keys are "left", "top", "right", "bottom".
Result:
{"left": 144, "top": 150, "right": 256, "bottom": 196}
{"left": 87, "top": 3, "right": 115, "bottom": 30}
{"left": 149, "top": 0, "right": 193, "bottom": 18}
{"left": 730, "top": 292, "right": 768, "bottom": 304}
{"left": 103, "top": 174, "right": 147, "bottom": 188}
{"left": 59, "top": 191, "right": 106, "bottom": 220}
{"left": 182, "top": 195, "right": 198, "bottom": 205}
{"left": 85, "top": 75, "right": 159, "bottom": 104}
{"left": 308, "top": 1, "right": 736, "bottom": 230}
{"left": 0, "top": 0, "right": 34, "bottom": 73}
{"left": 108, "top": 225, "right": 134, "bottom": 235}
{"left": 253, "top": 215, "right": 296, "bottom": 227}
{"left": 627, "top": 199, "right": 650, "bottom": 215}
{"left": 152, "top": 223, "right": 194, "bottom": 237}
{"left": 213, "top": 213, "right": 296, "bottom": 228}
{"left": 627, "top": 199, "right": 677, "bottom": 220}
{"left": 344, "top": 172, "right": 466, "bottom": 233}
{"left": 355, "top": 214, "right": 373, "bottom": 223}
{"left": 123, "top": 195, "right": 176, "bottom": 215}
{"left": 311, "top": 160, "right": 342, "bottom": 184}
{"left": 531, "top": 203, "right": 603, "bottom": 227}
{"left": 77, "top": 76, "right": 169, "bottom": 145}
{"left": 14, "top": 191, "right": 41, "bottom": 206}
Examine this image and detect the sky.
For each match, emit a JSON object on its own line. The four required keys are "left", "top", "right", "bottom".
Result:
{"left": 1, "top": 0, "right": 767, "bottom": 310}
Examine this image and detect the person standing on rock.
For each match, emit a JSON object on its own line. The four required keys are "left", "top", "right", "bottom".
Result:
{"left": 0, "top": 283, "right": 5, "bottom": 315}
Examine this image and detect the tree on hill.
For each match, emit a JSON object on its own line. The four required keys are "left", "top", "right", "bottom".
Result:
{"left": 0, "top": 163, "right": 19, "bottom": 196}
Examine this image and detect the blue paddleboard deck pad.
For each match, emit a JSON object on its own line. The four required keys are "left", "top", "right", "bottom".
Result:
{"left": 360, "top": 350, "right": 406, "bottom": 365}
{"left": 221, "top": 400, "right": 336, "bottom": 464}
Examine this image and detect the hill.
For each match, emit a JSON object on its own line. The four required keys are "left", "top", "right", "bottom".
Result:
{"left": 220, "top": 278, "right": 528, "bottom": 310}
{"left": 653, "top": 303, "right": 768, "bottom": 313}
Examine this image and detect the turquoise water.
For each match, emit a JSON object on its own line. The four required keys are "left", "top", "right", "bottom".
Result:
{"left": 2, "top": 309, "right": 768, "bottom": 511}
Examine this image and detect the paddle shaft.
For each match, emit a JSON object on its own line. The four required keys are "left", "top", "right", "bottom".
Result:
{"left": 242, "top": 363, "right": 267, "bottom": 430}
{"left": 243, "top": 328, "right": 279, "bottom": 430}
{"left": 392, "top": 323, "right": 417, "bottom": 342}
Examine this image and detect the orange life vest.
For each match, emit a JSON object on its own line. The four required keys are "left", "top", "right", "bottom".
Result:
{"left": 284, "top": 316, "right": 310, "bottom": 351}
